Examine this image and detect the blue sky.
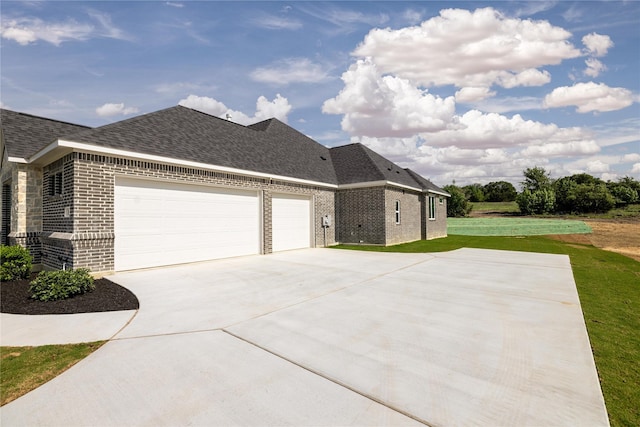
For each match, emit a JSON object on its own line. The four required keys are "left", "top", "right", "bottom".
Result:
{"left": 2, "top": 1, "right": 638, "bottom": 186}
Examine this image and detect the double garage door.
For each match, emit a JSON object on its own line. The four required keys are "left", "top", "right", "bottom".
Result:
{"left": 114, "top": 178, "right": 311, "bottom": 271}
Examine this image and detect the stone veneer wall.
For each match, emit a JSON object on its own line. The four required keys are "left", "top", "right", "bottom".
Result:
{"left": 1, "top": 163, "right": 44, "bottom": 267}
{"left": 41, "top": 152, "right": 337, "bottom": 272}
{"left": 384, "top": 187, "right": 422, "bottom": 246}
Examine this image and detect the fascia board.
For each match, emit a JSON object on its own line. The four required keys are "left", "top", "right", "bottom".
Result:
{"left": 338, "top": 180, "right": 422, "bottom": 192}
{"left": 427, "top": 189, "right": 451, "bottom": 197}
{"left": 34, "top": 139, "right": 338, "bottom": 189}
{"left": 7, "top": 156, "right": 28, "bottom": 164}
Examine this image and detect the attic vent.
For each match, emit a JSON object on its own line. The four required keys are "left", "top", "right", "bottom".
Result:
{"left": 387, "top": 167, "right": 392, "bottom": 171}
{"left": 320, "top": 155, "right": 327, "bottom": 161}
{"left": 396, "top": 170, "right": 400, "bottom": 174}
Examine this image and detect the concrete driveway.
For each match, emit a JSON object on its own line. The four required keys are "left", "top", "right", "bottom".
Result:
{"left": 1, "top": 248, "right": 609, "bottom": 426}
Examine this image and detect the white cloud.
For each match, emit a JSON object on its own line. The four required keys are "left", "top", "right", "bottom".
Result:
{"left": 95, "top": 103, "right": 139, "bottom": 117}
{"left": 586, "top": 159, "right": 610, "bottom": 173}
{"left": 250, "top": 58, "right": 332, "bottom": 86}
{"left": 1, "top": 12, "right": 129, "bottom": 46}
{"left": 403, "top": 9, "right": 424, "bottom": 25}
{"left": 454, "top": 87, "right": 496, "bottom": 103}
{"left": 352, "top": 7, "right": 581, "bottom": 90}
{"left": 322, "top": 59, "right": 456, "bottom": 137}
{"left": 520, "top": 140, "right": 600, "bottom": 158}
{"left": 166, "top": 2, "right": 184, "bottom": 8}
{"left": 253, "top": 94, "right": 292, "bottom": 122}
{"left": 1, "top": 17, "right": 93, "bottom": 45}
{"left": 251, "top": 13, "right": 302, "bottom": 30}
{"left": 473, "top": 96, "right": 542, "bottom": 114}
{"left": 582, "top": 33, "right": 613, "bottom": 57}
{"left": 584, "top": 58, "right": 606, "bottom": 77}
{"left": 543, "top": 82, "right": 634, "bottom": 113}
{"left": 179, "top": 94, "right": 292, "bottom": 125}
{"left": 632, "top": 163, "right": 640, "bottom": 174}
{"left": 497, "top": 68, "right": 551, "bottom": 88}
{"left": 623, "top": 153, "right": 640, "bottom": 163}
{"left": 425, "top": 110, "right": 590, "bottom": 149}
{"left": 298, "top": 4, "right": 389, "bottom": 34}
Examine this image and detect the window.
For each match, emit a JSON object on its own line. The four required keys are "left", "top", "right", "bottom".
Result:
{"left": 395, "top": 200, "right": 401, "bottom": 224}
{"left": 439, "top": 197, "right": 444, "bottom": 205}
{"left": 49, "top": 172, "right": 63, "bottom": 196}
{"left": 429, "top": 196, "right": 436, "bottom": 220}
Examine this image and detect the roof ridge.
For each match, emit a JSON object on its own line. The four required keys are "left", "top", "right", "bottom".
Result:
{"left": 0, "top": 108, "right": 91, "bottom": 130}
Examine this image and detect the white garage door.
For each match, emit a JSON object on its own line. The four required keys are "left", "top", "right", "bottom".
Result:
{"left": 272, "top": 194, "right": 311, "bottom": 252}
{"left": 115, "top": 178, "right": 260, "bottom": 271}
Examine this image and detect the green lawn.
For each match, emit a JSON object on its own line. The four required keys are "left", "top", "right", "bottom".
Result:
{"left": 470, "top": 201, "right": 520, "bottom": 214}
{"left": 1, "top": 341, "right": 105, "bottom": 406}
{"left": 337, "top": 236, "right": 640, "bottom": 427}
{"left": 448, "top": 217, "right": 592, "bottom": 236}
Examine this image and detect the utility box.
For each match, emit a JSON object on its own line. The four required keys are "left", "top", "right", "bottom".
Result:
{"left": 322, "top": 215, "right": 332, "bottom": 227}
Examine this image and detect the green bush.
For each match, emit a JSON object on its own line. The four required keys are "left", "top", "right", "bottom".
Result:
{"left": 29, "top": 268, "right": 95, "bottom": 302}
{"left": 444, "top": 185, "right": 473, "bottom": 217}
{"left": 0, "top": 245, "right": 33, "bottom": 281}
{"left": 516, "top": 188, "right": 556, "bottom": 215}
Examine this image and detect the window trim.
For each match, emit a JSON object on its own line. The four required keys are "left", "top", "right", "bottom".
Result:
{"left": 428, "top": 196, "right": 436, "bottom": 220}
{"left": 395, "top": 200, "right": 401, "bottom": 224}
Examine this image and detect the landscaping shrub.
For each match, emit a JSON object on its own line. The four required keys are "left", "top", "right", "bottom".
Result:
{"left": 29, "top": 268, "right": 95, "bottom": 302}
{"left": 0, "top": 245, "right": 33, "bottom": 281}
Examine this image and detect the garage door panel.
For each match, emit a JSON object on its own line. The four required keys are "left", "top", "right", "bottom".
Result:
{"left": 115, "top": 179, "right": 259, "bottom": 271}
{"left": 272, "top": 194, "right": 311, "bottom": 252}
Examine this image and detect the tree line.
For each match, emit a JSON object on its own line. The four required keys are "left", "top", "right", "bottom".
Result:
{"left": 444, "top": 167, "right": 640, "bottom": 217}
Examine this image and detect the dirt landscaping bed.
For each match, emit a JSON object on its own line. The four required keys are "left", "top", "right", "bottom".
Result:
{"left": 548, "top": 218, "right": 640, "bottom": 262}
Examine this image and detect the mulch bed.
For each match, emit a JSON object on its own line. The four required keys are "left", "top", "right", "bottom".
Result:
{"left": 1, "top": 274, "right": 139, "bottom": 315}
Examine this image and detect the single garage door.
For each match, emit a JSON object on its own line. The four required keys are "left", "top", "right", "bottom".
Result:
{"left": 272, "top": 194, "right": 311, "bottom": 252}
{"left": 115, "top": 178, "right": 260, "bottom": 271}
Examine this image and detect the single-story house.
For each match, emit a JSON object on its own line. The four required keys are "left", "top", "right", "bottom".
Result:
{"left": 1, "top": 106, "right": 449, "bottom": 273}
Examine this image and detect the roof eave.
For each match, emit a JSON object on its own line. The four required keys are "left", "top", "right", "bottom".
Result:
{"left": 31, "top": 139, "right": 338, "bottom": 189}
{"left": 338, "top": 180, "right": 422, "bottom": 192}
{"left": 426, "top": 189, "right": 451, "bottom": 197}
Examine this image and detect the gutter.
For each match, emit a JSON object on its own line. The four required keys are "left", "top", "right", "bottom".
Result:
{"left": 27, "top": 139, "right": 339, "bottom": 189}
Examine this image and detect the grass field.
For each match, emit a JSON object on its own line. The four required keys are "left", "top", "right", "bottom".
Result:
{"left": 1, "top": 341, "right": 105, "bottom": 406}
{"left": 448, "top": 217, "right": 592, "bottom": 236}
{"left": 470, "top": 201, "right": 520, "bottom": 214}
{"left": 337, "top": 236, "right": 640, "bottom": 427}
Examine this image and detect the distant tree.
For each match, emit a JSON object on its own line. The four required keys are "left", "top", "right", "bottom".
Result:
{"left": 554, "top": 174, "right": 615, "bottom": 214}
{"left": 483, "top": 181, "right": 517, "bottom": 202}
{"left": 521, "top": 166, "right": 553, "bottom": 192}
{"left": 517, "top": 167, "right": 556, "bottom": 214}
{"left": 444, "top": 185, "right": 473, "bottom": 217}
{"left": 607, "top": 176, "right": 640, "bottom": 206}
{"left": 463, "top": 183, "right": 485, "bottom": 202}
{"left": 516, "top": 188, "right": 556, "bottom": 215}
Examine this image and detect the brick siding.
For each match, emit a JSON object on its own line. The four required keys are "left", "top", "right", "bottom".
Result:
{"left": 40, "top": 152, "right": 337, "bottom": 272}
{"left": 384, "top": 187, "right": 422, "bottom": 246}
{"left": 336, "top": 187, "right": 386, "bottom": 244}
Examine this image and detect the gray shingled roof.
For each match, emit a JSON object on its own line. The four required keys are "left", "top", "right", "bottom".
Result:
{"left": 2, "top": 106, "right": 447, "bottom": 194}
{"left": 330, "top": 143, "right": 423, "bottom": 189}
{"left": 1, "top": 109, "right": 90, "bottom": 159}
{"left": 64, "top": 106, "right": 338, "bottom": 185}
{"left": 405, "top": 168, "right": 450, "bottom": 196}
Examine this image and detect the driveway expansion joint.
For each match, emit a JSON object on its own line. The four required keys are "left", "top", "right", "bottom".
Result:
{"left": 222, "top": 329, "right": 435, "bottom": 427}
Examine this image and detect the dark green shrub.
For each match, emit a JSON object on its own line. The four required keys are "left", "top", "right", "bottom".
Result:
{"left": 29, "top": 268, "right": 95, "bottom": 302}
{"left": 516, "top": 188, "right": 556, "bottom": 215}
{"left": 444, "top": 185, "right": 473, "bottom": 217}
{"left": 0, "top": 245, "right": 33, "bottom": 281}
